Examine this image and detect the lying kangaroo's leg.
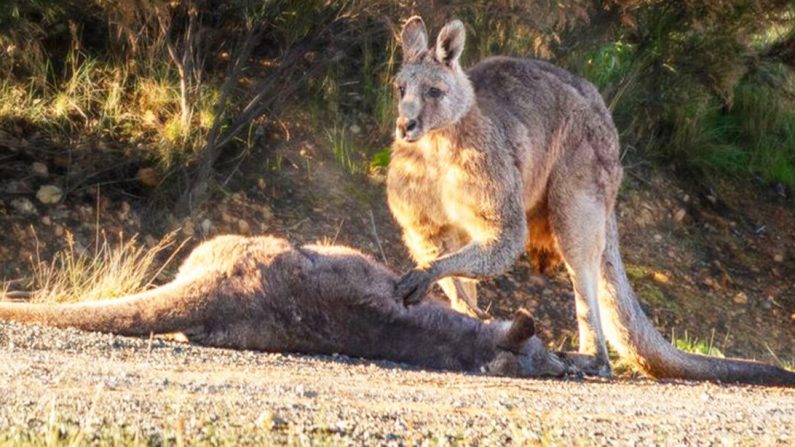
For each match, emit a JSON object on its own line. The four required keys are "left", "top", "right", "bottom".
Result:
{"left": 549, "top": 186, "right": 611, "bottom": 376}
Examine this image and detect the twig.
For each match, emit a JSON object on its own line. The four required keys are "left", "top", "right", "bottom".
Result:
{"left": 286, "top": 218, "right": 309, "bottom": 231}
{"left": 2, "top": 291, "right": 35, "bottom": 301}
{"left": 143, "top": 236, "right": 192, "bottom": 290}
{"left": 368, "top": 209, "right": 388, "bottom": 265}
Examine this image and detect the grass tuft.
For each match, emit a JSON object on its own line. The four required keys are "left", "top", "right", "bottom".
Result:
{"left": 28, "top": 231, "right": 184, "bottom": 303}
{"left": 672, "top": 329, "right": 725, "bottom": 358}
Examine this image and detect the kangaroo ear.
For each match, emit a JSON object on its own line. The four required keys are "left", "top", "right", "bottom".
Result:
{"left": 434, "top": 19, "right": 465, "bottom": 67}
{"left": 401, "top": 16, "right": 428, "bottom": 63}
{"left": 501, "top": 308, "right": 536, "bottom": 350}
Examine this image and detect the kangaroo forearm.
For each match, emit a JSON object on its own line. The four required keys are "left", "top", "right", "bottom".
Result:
{"left": 429, "top": 221, "right": 527, "bottom": 279}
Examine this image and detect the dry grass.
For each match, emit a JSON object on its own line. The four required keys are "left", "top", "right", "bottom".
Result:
{"left": 27, "top": 230, "right": 186, "bottom": 303}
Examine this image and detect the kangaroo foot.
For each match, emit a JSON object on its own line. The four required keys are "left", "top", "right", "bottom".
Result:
{"left": 554, "top": 352, "right": 612, "bottom": 377}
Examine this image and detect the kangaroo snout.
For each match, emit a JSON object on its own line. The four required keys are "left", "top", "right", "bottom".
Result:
{"left": 396, "top": 116, "right": 421, "bottom": 142}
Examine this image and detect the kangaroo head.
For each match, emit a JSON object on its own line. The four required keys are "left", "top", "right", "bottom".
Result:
{"left": 394, "top": 16, "right": 475, "bottom": 143}
{"left": 485, "top": 309, "right": 568, "bottom": 378}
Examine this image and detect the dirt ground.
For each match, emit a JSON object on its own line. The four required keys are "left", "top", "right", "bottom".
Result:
{"left": 2, "top": 321, "right": 794, "bottom": 445}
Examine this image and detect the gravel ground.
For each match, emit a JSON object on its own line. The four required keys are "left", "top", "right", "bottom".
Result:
{"left": 1, "top": 321, "right": 793, "bottom": 446}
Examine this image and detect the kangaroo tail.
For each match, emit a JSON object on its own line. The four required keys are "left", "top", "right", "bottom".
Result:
{"left": 0, "top": 276, "right": 210, "bottom": 336}
{"left": 599, "top": 212, "right": 795, "bottom": 386}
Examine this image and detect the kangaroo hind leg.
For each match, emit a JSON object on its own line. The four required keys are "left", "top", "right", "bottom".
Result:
{"left": 549, "top": 188, "right": 612, "bottom": 376}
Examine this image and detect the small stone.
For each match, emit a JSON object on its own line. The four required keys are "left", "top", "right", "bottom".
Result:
{"left": 528, "top": 274, "right": 546, "bottom": 288}
{"left": 261, "top": 205, "right": 274, "bottom": 221}
{"left": 650, "top": 271, "right": 670, "bottom": 284}
{"left": 119, "top": 201, "right": 131, "bottom": 218}
{"left": 673, "top": 208, "right": 686, "bottom": 223}
{"left": 41, "top": 216, "right": 52, "bottom": 226}
{"left": 653, "top": 234, "right": 663, "bottom": 242}
{"left": 11, "top": 198, "right": 37, "bottom": 215}
{"left": 238, "top": 219, "right": 250, "bottom": 234}
{"left": 773, "top": 254, "right": 784, "bottom": 263}
{"left": 31, "top": 162, "right": 48, "bottom": 178}
{"left": 733, "top": 291, "right": 748, "bottom": 305}
{"left": 201, "top": 218, "right": 212, "bottom": 235}
{"left": 54, "top": 224, "right": 64, "bottom": 237}
{"left": 136, "top": 167, "right": 160, "bottom": 187}
{"left": 183, "top": 220, "right": 195, "bottom": 237}
{"left": 36, "top": 185, "right": 63, "bottom": 204}
{"left": 349, "top": 124, "right": 361, "bottom": 134}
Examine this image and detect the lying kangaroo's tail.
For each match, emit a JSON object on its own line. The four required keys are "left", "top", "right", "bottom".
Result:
{"left": 0, "top": 276, "right": 208, "bottom": 336}
{"left": 599, "top": 213, "right": 795, "bottom": 386}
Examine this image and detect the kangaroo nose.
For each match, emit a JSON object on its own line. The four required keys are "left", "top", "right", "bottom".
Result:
{"left": 397, "top": 117, "right": 418, "bottom": 134}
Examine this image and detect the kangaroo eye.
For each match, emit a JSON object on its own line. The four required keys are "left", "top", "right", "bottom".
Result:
{"left": 427, "top": 87, "right": 443, "bottom": 98}
{"left": 398, "top": 86, "right": 406, "bottom": 98}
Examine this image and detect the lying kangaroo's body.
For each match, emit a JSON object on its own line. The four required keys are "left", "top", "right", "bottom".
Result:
{"left": 387, "top": 17, "right": 795, "bottom": 386}
{"left": 0, "top": 235, "right": 566, "bottom": 378}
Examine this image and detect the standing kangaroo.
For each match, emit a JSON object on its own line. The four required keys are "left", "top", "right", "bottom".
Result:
{"left": 0, "top": 235, "right": 568, "bottom": 379}
{"left": 387, "top": 16, "right": 795, "bottom": 385}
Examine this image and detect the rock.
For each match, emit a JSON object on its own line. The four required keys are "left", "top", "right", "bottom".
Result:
{"left": 31, "top": 162, "right": 49, "bottom": 178}
{"left": 201, "top": 219, "right": 212, "bottom": 235}
{"left": 528, "top": 274, "right": 546, "bottom": 288}
{"left": 673, "top": 208, "right": 686, "bottom": 223}
{"left": 653, "top": 234, "right": 663, "bottom": 242}
{"left": 773, "top": 254, "right": 784, "bottom": 263}
{"left": 261, "top": 205, "right": 274, "bottom": 221}
{"left": 703, "top": 277, "right": 720, "bottom": 290}
{"left": 41, "top": 216, "right": 52, "bottom": 226}
{"left": 733, "top": 292, "right": 748, "bottom": 305}
{"left": 650, "top": 271, "right": 670, "bottom": 284}
{"left": 238, "top": 219, "right": 250, "bottom": 234}
{"left": 36, "top": 185, "right": 63, "bottom": 204}
{"left": 349, "top": 124, "right": 361, "bottom": 135}
{"left": 183, "top": 220, "right": 195, "bottom": 237}
{"left": 10, "top": 198, "right": 37, "bottom": 215}
{"left": 136, "top": 167, "right": 160, "bottom": 187}
{"left": 257, "top": 178, "right": 267, "bottom": 191}
{"left": 119, "top": 201, "right": 131, "bottom": 219}
{"left": 54, "top": 224, "right": 64, "bottom": 237}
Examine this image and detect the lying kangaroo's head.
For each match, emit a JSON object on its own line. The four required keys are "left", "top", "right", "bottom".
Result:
{"left": 486, "top": 309, "right": 568, "bottom": 378}
{"left": 394, "top": 16, "right": 475, "bottom": 143}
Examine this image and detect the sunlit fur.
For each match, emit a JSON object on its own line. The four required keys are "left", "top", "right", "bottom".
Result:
{"left": 0, "top": 235, "right": 567, "bottom": 379}
{"left": 386, "top": 16, "right": 795, "bottom": 386}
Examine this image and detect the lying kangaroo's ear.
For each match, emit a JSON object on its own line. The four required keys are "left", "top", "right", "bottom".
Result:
{"left": 434, "top": 19, "right": 465, "bottom": 67}
{"left": 500, "top": 308, "right": 536, "bottom": 351}
{"left": 401, "top": 16, "right": 428, "bottom": 63}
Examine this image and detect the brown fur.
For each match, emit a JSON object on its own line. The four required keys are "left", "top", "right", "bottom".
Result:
{"left": 0, "top": 235, "right": 567, "bottom": 379}
{"left": 387, "top": 16, "right": 795, "bottom": 386}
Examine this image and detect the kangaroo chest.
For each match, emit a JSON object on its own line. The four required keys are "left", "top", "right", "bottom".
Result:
{"left": 387, "top": 136, "right": 488, "bottom": 236}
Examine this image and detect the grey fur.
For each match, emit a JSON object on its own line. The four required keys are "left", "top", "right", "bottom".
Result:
{"left": 0, "top": 235, "right": 566, "bottom": 379}
{"left": 387, "top": 16, "right": 795, "bottom": 386}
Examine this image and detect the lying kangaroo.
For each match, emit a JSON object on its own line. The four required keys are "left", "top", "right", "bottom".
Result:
{"left": 0, "top": 235, "right": 567, "bottom": 379}
{"left": 387, "top": 16, "right": 795, "bottom": 386}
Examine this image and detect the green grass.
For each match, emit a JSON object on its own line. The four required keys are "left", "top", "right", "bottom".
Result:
{"left": 325, "top": 125, "right": 363, "bottom": 176}
{"left": 672, "top": 329, "right": 725, "bottom": 357}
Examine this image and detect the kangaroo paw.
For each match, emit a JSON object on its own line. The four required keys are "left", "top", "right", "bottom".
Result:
{"left": 555, "top": 352, "right": 613, "bottom": 377}
{"left": 397, "top": 268, "right": 433, "bottom": 306}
